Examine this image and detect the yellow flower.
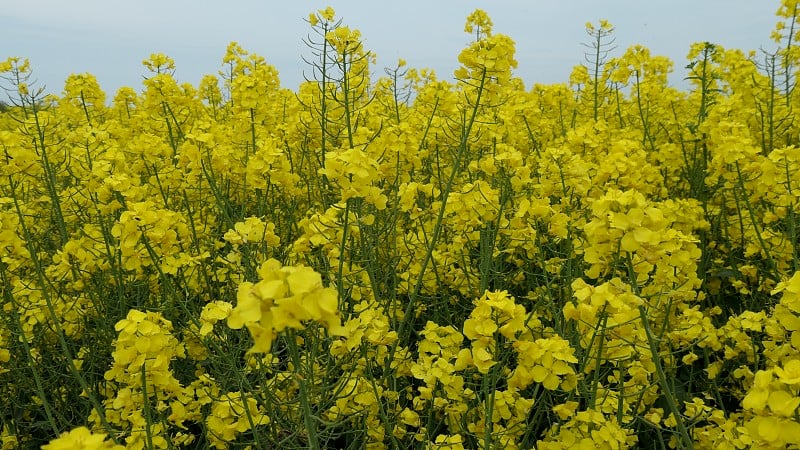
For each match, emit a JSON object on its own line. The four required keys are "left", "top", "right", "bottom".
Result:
{"left": 464, "top": 9, "right": 493, "bottom": 36}
{"left": 400, "top": 408, "right": 421, "bottom": 428}
{"left": 320, "top": 6, "right": 335, "bottom": 21}
{"left": 742, "top": 370, "right": 773, "bottom": 412}
{"left": 471, "top": 342, "right": 496, "bottom": 374}
{"left": 142, "top": 52, "right": 175, "bottom": 73}
{"left": 775, "top": 359, "right": 800, "bottom": 385}
{"left": 245, "top": 318, "right": 276, "bottom": 354}
{"left": 463, "top": 315, "right": 498, "bottom": 339}
{"left": 510, "top": 336, "right": 578, "bottom": 391}
{"left": 286, "top": 266, "right": 322, "bottom": 296}
{"left": 745, "top": 416, "right": 800, "bottom": 447}
{"left": 428, "top": 434, "right": 465, "bottom": 450}
{"left": 199, "top": 301, "right": 233, "bottom": 336}
{"left": 207, "top": 392, "right": 269, "bottom": 449}
{"left": 768, "top": 390, "right": 800, "bottom": 416}
{"left": 227, "top": 259, "right": 342, "bottom": 353}
{"left": 773, "top": 271, "right": 800, "bottom": 314}
{"left": 552, "top": 401, "right": 580, "bottom": 420}
{"left": 227, "top": 282, "right": 264, "bottom": 328}
{"left": 42, "top": 427, "right": 124, "bottom": 450}
{"left": 681, "top": 352, "right": 699, "bottom": 365}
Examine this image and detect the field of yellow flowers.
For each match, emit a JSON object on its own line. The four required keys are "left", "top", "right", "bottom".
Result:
{"left": 3, "top": 3, "right": 800, "bottom": 449}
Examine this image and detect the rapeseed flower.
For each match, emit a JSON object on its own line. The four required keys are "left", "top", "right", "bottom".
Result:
{"left": 42, "top": 427, "right": 123, "bottom": 450}
{"left": 228, "top": 259, "right": 343, "bottom": 353}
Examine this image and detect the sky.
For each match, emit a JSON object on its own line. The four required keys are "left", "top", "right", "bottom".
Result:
{"left": 1, "top": 1, "right": 784, "bottom": 97}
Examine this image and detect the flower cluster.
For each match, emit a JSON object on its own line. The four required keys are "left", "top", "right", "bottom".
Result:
{"left": 227, "top": 258, "right": 343, "bottom": 353}
{"left": 93, "top": 310, "right": 186, "bottom": 449}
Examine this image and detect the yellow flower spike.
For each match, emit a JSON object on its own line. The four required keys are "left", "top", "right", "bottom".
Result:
{"left": 464, "top": 9, "right": 493, "bottom": 37}
{"left": 531, "top": 365, "right": 557, "bottom": 389}
{"left": 228, "top": 258, "right": 342, "bottom": 353}
{"left": 319, "top": 6, "right": 335, "bottom": 21}
{"left": 142, "top": 53, "right": 175, "bottom": 73}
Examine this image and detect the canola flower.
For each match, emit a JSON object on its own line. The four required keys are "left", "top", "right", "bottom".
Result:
{"left": 227, "top": 258, "right": 343, "bottom": 353}
{"left": 40, "top": 427, "right": 123, "bottom": 450}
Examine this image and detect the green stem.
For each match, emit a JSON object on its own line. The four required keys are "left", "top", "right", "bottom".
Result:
{"left": 287, "top": 329, "right": 321, "bottom": 450}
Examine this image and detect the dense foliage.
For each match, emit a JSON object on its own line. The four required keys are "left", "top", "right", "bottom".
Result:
{"left": 3, "top": 3, "right": 800, "bottom": 449}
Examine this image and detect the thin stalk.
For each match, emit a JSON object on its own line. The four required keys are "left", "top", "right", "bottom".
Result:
{"left": 638, "top": 304, "right": 694, "bottom": 449}
{"left": 141, "top": 365, "right": 155, "bottom": 450}
{"left": 287, "top": 329, "right": 321, "bottom": 450}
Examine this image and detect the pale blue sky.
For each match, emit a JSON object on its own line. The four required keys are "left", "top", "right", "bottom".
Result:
{"left": 2, "top": 1, "right": 782, "bottom": 96}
